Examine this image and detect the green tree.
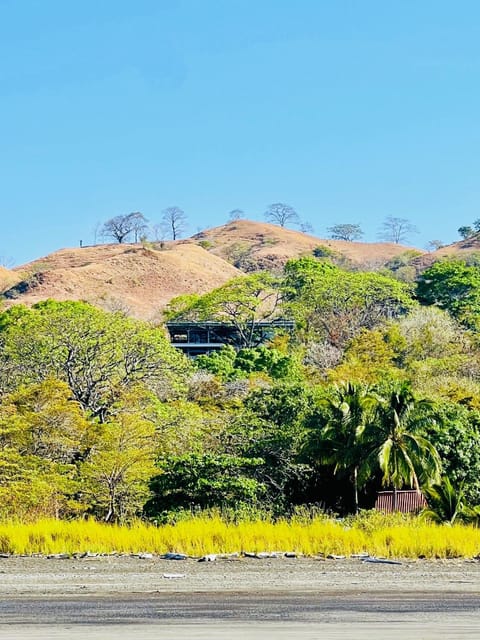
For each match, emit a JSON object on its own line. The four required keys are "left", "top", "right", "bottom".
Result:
{"left": 423, "top": 476, "right": 467, "bottom": 524}
{"left": 194, "top": 346, "right": 237, "bottom": 380}
{"left": 382, "top": 250, "right": 423, "bottom": 283}
{"left": 327, "top": 223, "right": 363, "bottom": 242}
{"left": 416, "top": 260, "right": 480, "bottom": 329}
{"left": 0, "top": 449, "right": 82, "bottom": 519}
{"left": 0, "top": 378, "right": 90, "bottom": 463}
{"left": 458, "top": 226, "right": 475, "bottom": 240}
{"left": 165, "top": 273, "right": 283, "bottom": 348}
{"left": 284, "top": 257, "right": 414, "bottom": 347}
{"left": 329, "top": 328, "right": 401, "bottom": 384}
{"left": 424, "top": 401, "right": 480, "bottom": 505}
{"left": 305, "top": 382, "right": 375, "bottom": 513}
{"left": 224, "top": 383, "right": 314, "bottom": 510}
{"left": 80, "top": 412, "right": 157, "bottom": 522}
{"left": 0, "top": 301, "right": 190, "bottom": 420}
{"left": 366, "top": 383, "right": 441, "bottom": 507}
{"left": 234, "top": 346, "right": 298, "bottom": 380}
{"left": 146, "top": 453, "right": 266, "bottom": 518}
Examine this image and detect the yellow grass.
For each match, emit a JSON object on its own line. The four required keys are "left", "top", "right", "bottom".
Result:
{"left": 0, "top": 515, "right": 479, "bottom": 558}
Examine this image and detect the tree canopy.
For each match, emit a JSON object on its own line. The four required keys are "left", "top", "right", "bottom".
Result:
{"left": 416, "top": 260, "right": 480, "bottom": 329}
{"left": 165, "top": 273, "right": 284, "bottom": 348}
{"left": 0, "top": 301, "right": 190, "bottom": 420}
{"left": 327, "top": 223, "right": 364, "bottom": 242}
{"left": 101, "top": 212, "right": 148, "bottom": 243}
{"left": 2, "top": 246, "right": 480, "bottom": 523}
{"left": 284, "top": 257, "right": 414, "bottom": 347}
{"left": 264, "top": 203, "right": 300, "bottom": 228}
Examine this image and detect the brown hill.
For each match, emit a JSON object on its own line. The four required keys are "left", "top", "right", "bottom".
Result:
{"left": 430, "top": 234, "right": 480, "bottom": 260}
{"left": 194, "top": 220, "right": 420, "bottom": 271}
{"left": 2, "top": 243, "right": 241, "bottom": 321}
{"left": 411, "top": 234, "right": 480, "bottom": 270}
{"left": 1, "top": 220, "right": 427, "bottom": 320}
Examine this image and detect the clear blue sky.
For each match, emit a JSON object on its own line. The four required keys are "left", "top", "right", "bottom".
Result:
{"left": 1, "top": 0, "right": 479, "bottom": 265}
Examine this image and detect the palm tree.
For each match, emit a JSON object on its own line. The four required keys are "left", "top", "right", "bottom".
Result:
{"left": 309, "top": 382, "right": 375, "bottom": 513}
{"left": 423, "top": 476, "right": 466, "bottom": 525}
{"left": 367, "top": 382, "right": 441, "bottom": 509}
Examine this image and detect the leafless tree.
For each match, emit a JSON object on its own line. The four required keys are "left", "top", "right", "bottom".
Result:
{"left": 161, "top": 206, "right": 188, "bottom": 240}
{"left": 426, "top": 239, "right": 444, "bottom": 252}
{"left": 228, "top": 209, "right": 244, "bottom": 221}
{"left": 264, "top": 203, "right": 300, "bottom": 228}
{"left": 151, "top": 223, "right": 165, "bottom": 241}
{"left": 304, "top": 341, "right": 343, "bottom": 372}
{"left": 92, "top": 221, "right": 102, "bottom": 245}
{"left": 129, "top": 212, "right": 149, "bottom": 242}
{"left": 101, "top": 212, "right": 148, "bottom": 244}
{"left": 378, "top": 216, "right": 418, "bottom": 244}
{"left": 0, "top": 255, "right": 15, "bottom": 268}
{"left": 300, "top": 221, "right": 314, "bottom": 234}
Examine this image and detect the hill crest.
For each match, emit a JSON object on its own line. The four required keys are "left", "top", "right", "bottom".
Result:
{"left": 1, "top": 219, "right": 434, "bottom": 319}
{"left": 194, "top": 219, "right": 421, "bottom": 271}
{"left": 2, "top": 242, "right": 240, "bottom": 321}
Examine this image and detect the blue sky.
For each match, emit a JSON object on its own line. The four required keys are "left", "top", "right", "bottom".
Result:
{"left": 1, "top": 0, "right": 479, "bottom": 265}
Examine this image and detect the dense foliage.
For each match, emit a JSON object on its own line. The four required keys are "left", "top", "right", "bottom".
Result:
{"left": 2, "top": 255, "right": 480, "bottom": 524}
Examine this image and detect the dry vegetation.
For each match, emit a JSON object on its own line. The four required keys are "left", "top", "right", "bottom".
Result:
{"left": 2, "top": 220, "right": 476, "bottom": 319}
{"left": 0, "top": 265, "right": 21, "bottom": 291}
{"left": 1, "top": 242, "right": 240, "bottom": 320}
{"left": 194, "top": 220, "right": 420, "bottom": 271}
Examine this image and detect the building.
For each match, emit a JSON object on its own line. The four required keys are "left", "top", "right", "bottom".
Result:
{"left": 165, "top": 319, "right": 295, "bottom": 357}
{"left": 374, "top": 490, "right": 427, "bottom": 514}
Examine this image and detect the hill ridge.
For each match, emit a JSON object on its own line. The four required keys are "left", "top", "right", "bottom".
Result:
{"left": 5, "top": 218, "right": 475, "bottom": 320}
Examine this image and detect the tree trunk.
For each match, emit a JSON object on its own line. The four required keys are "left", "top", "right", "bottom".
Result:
{"left": 353, "top": 466, "right": 359, "bottom": 514}
{"left": 105, "top": 486, "right": 116, "bottom": 522}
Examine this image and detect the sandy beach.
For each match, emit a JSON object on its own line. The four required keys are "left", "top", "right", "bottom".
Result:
{"left": 0, "top": 554, "right": 480, "bottom": 596}
{"left": 0, "top": 555, "right": 479, "bottom": 638}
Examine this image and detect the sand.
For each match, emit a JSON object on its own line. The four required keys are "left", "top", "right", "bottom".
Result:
{"left": 0, "top": 555, "right": 479, "bottom": 638}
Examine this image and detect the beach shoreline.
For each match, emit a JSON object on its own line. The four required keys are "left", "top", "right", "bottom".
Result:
{"left": 0, "top": 554, "right": 479, "bottom": 596}
{"left": 0, "top": 556, "right": 479, "bottom": 638}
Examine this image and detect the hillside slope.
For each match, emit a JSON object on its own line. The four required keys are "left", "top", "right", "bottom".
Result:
{"left": 411, "top": 234, "right": 480, "bottom": 270}
{"left": 431, "top": 234, "right": 480, "bottom": 259}
{"left": 2, "top": 243, "right": 241, "bottom": 320}
{"left": 194, "top": 220, "right": 420, "bottom": 270}
{"left": 1, "top": 220, "right": 433, "bottom": 320}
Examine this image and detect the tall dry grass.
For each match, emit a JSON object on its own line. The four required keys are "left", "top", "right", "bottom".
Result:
{"left": 0, "top": 513, "right": 478, "bottom": 558}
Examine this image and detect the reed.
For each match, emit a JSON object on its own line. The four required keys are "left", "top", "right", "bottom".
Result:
{"left": 0, "top": 514, "right": 478, "bottom": 558}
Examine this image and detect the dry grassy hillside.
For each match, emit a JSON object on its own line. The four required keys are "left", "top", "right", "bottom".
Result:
{"left": 194, "top": 219, "right": 420, "bottom": 271}
{"left": 0, "top": 266, "right": 21, "bottom": 289}
{"left": 0, "top": 220, "right": 435, "bottom": 320}
{"left": 1, "top": 243, "right": 241, "bottom": 321}
{"left": 431, "top": 234, "right": 480, "bottom": 259}
{"left": 410, "top": 234, "right": 480, "bottom": 270}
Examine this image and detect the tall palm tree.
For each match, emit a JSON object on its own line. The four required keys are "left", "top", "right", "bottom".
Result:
{"left": 309, "top": 382, "right": 375, "bottom": 513}
{"left": 367, "top": 382, "right": 441, "bottom": 509}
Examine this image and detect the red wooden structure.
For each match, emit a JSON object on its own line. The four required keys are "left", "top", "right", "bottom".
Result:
{"left": 375, "top": 490, "right": 427, "bottom": 513}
